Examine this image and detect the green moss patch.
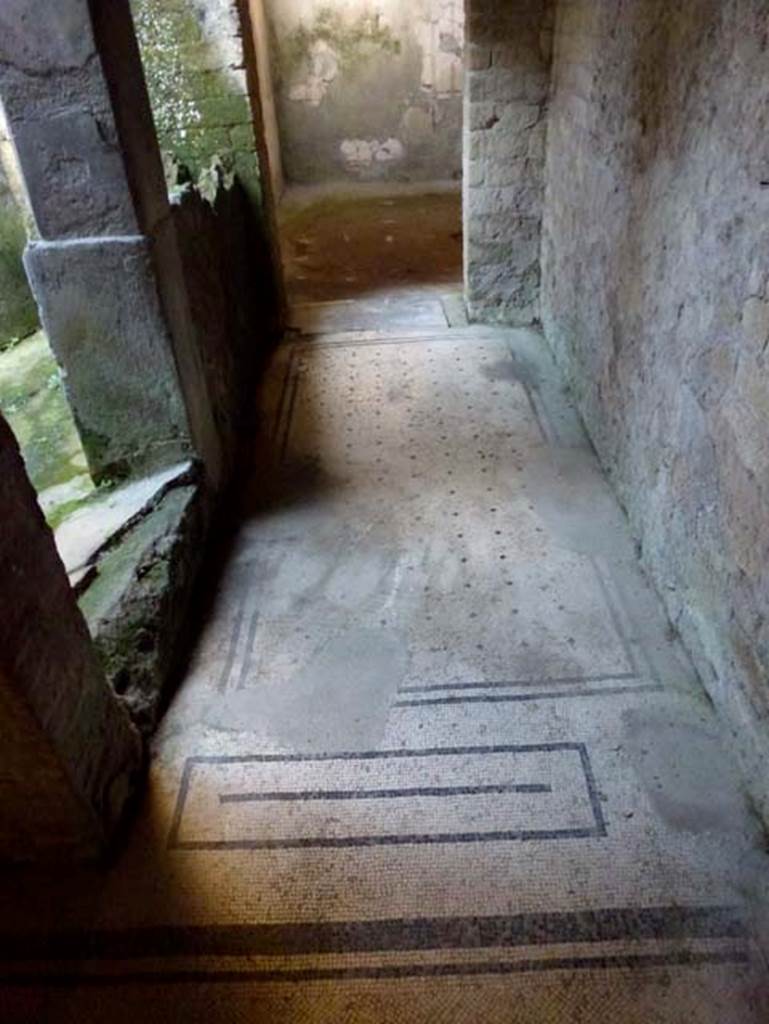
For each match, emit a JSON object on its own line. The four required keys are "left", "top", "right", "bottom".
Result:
{"left": 0, "top": 329, "right": 95, "bottom": 523}
{"left": 0, "top": 202, "right": 38, "bottom": 350}
{"left": 131, "top": 0, "right": 260, "bottom": 200}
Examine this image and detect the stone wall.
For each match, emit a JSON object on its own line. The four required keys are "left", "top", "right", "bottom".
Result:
{"left": 132, "top": 0, "right": 284, "bottom": 332}
{"left": 0, "top": 0, "right": 225, "bottom": 486}
{"left": 541, "top": 0, "right": 769, "bottom": 813}
{"left": 463, "top": 0, "right": 552, "bottom": 324}
{"left": 172, "top": 174, "right": 278, "bottom": 455}
{"left": 0, "top": 413, "right": 142, "bottom": 860}
{"left": 264, "top": 0, "right": 464, "bottom": 184}
{"left": 132, "top": 0, "right": 263, "bottom": 200}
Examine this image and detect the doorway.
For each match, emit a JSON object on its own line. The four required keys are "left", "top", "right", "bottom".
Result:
{"left": 256, "top": 0, "right": 466, "bottom": 333}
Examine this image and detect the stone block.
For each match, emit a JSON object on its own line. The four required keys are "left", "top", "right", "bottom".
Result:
{"left": 0, "top": 0, "right": 94, "bottom": 75}
{"left": 24, "top": 236, "right": 191, "bottom": 481}
{"left": 466, "top": 159, "right": 486, "bottom": 188}
{"left": 0, "top": 0, "right": 146, "bottom": 241}
{"left": 469, "top": 67, "right": 528, "bottom": 105}
{"left": 464, "top": 0, "right": 551, "bottom": 328}
{"left": 79, "top": 472, "right": 209, "bottom": 733}
{"left": 468, "top": 102, "right": 500, "bottom": 132}
{"left": 6, "top": 109, "right": 138, "bottom": 242}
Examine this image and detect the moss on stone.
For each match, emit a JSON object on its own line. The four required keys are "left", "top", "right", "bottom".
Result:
{"left": 73, "top": 419, "right": 132, "bottom": 486}
{"left": 45, "top": 484, "right": 100, "bottom": 532}
{"left": 0, "top": 201, "right": 38, "bottom": 350}
{"left": 0, "top": 330, "right": 95, "bottom": 523}
{"left": 131, "top": 0, "right": 260, "bottom": 198}
{"left": 78, "top": 481, "right": 206, "bottom": 732}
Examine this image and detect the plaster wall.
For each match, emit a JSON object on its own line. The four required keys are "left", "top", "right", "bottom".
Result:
{"left": 541, "top": 0, "right": 769, "bottom": 813}
{"left": 264, "top": 0, "right": 464, "bottom": 184}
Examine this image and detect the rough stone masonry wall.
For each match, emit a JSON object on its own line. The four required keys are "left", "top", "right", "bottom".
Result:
{"left": 0, "top": 413, "right": 142, "bottom": 860}
{"left": 463, "top": 0, "right": 553, "bottom": 324}
{"left": 132, "top": 0, "right": 266, "bottom": 203}
{"left": 131, "top": 0, "right": 284, "bottom": 354}
{"left": 265, "top": 0, "right": 464, "bottom": 184}
{"left": 541, "top": 0, "right": 769, "bottom": 813}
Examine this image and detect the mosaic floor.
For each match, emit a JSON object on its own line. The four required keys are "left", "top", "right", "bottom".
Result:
{"left": 1, "top": 299, "right": 768, "bottom": 1022}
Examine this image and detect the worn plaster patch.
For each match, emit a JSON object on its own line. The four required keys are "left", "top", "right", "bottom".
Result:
{"left": 416, "top": 0, "right": 464, "bottom": 96}
{"left": 400, "top": 106, "right": 435, "bottom": 146}
{"left": 340, "top": 137, "right": 405, "bottom": 174}
{"left": 288, "top": 39, "right": 339, "bottom": 106}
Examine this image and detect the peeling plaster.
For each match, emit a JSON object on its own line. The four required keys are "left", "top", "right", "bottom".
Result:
{"left": 288, "top": 39, "right": 340, "bottom": 106}
{"left": 415, "top": 0, "right": 464, "bottom": 96}
{"left": 266, "top": 0, "right": 463, "bottom": 184}
{"left": 340, "top": 136, "right": 405, "bottom": 172}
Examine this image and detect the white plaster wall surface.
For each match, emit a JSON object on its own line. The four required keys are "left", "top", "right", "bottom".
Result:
{"left": 265, "top": 0, "right": 464, "bottom": 183}
{"left": 414, "top": 0, "right": 464, "bottom": 96}
{"left": 541, "top": 0, "right": 769, "bottom": 814}
{"left": 288, "top": 38, "right": 340, "bottom": 105}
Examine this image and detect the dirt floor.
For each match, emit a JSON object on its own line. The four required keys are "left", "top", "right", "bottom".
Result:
{"left": 278, "top": 184, "right": 462, "bottom": 304}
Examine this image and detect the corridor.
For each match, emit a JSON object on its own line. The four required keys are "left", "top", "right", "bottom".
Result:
{"left": 1, "top": 0, "right": 769, "bottom": 1018}
{"left": 2, "top": 279, "right": 768, "bottom": 1021}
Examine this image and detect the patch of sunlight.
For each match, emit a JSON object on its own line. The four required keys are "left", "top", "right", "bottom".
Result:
{"left": 0, "top": 329, "right": 96, "bottom": 527}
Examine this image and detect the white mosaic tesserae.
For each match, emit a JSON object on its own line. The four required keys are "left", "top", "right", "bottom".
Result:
{"left": 3, "top": 293, "right": 766, "bottom": 1021}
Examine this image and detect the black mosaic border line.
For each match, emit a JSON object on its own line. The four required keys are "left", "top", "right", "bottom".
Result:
{"left": 173, "top": 740, "right": 593, "bottom": 766}
{"left": 292, "top": 330, "right": 509, "bottom": 351}
{"left": 220, "top": 782, "right": 552, "bottom": 804}
{"left": 215, "top": 597, "right": 245, "bottom": 694}
{"left": 0, "top": 948, "right": 749, "bottom": 988}
{"left": 167, "top": 742, "right": 604, "bottom": 851}
{"left": 271, "top": 344, "right": 297, "bottom": 440}
{"left": 0, "top": 904, "right": 746, "bottom": 961}
{"left": 173, "top": 826, "right": 602, "bottom": 852}
{"left": 393, "top": 683, "right": 662, "bottom": 708}
{"left": 279, "top": 368, "right": 301, "bottom": 462}
{"left": 398, "top": 672, "right": 639, "bottom": 694}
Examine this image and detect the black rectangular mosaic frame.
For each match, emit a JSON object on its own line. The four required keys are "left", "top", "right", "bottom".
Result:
{"left": 168, "top": 742, "right": 607, "bottom": 851}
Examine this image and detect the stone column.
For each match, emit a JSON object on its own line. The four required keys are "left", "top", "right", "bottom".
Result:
{"left": 0, "top": 414, "right": 142, "bottom": 861}
{"left": 463, "top": 0, "right": 554, "bottom": 325}
{"left": 0, "top": 0, "right": 222, "bottom": 485}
